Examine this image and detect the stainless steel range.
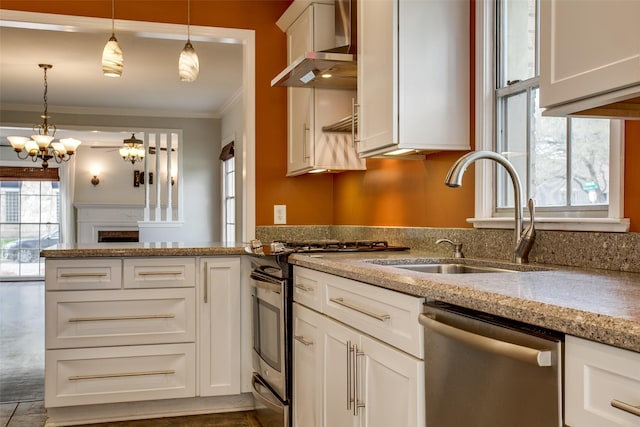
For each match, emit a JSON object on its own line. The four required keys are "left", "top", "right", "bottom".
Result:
{"left": 245, "top": 239, "right": 409, "bottom": 427}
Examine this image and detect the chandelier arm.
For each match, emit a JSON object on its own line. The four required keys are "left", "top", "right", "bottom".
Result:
{"left": 15, "top": 150, "right": 31, "bottom": 160}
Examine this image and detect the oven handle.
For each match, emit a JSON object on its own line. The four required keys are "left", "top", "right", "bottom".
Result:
{"left": 251, "top": 375, "right": 285, "bottom": 415}
{"left": 419, "top": 314, "right": 552, "bottom": 367}
{"left": 250, "top": 270, "right": 284, "bottom": 286}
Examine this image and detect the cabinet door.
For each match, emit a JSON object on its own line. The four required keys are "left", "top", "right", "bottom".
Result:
{"left": 45, "top": 258, "right": 122, "bottom": 291}
{"left": 323, "top": 317, "right": 360, "bottom": 427}
{"left": 565, "top": 336, "right": 640, "bottom": 427}
{"left": 359, "top": 335, "right": 425, "bottom": 427}
{"left": 198, "top": 257, "right": 241, "bottom": 396}
{"left": 287, "top": 6, "right": 315, "bottom": 175}
{"left": 46, "top": 288, "right": 196, "bottom": 349}
{"left": 292, "top": 303, "right": 324, "bottom": 427}
{"left": 45, "top": 343, "right": 196, "bottom": 407}
{"left": 357, "top": 0, "right": 396, "bottom": 155}
{"left": 540, "top": 0, "right": 640, "bottom": 109}
{"left": 123, "top": 257, "right": 196, "bottom": 289}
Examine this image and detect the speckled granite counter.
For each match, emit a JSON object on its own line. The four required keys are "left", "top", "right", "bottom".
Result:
{"left": 289, "top": 251, "right": 640, "bottom": 353}
{"left": 40, "top": 242, "right": 248, "bottom": 258}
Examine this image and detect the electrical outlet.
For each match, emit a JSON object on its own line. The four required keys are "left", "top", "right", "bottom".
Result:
{"left": 274, "top": 205, "right": 287, "bottom": 224}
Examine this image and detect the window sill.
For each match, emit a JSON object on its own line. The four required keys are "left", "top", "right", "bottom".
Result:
{"left": 469, "top": 217, "right": 630, "bottom": 233}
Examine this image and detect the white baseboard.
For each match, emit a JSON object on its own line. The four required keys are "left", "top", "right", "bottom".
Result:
{"left": 45, "top": 393, "right": 254, "bottom": 426}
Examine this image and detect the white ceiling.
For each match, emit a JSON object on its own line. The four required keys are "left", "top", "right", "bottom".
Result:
{"left": 0, "top": 10, "right": 244, "bottom": 146}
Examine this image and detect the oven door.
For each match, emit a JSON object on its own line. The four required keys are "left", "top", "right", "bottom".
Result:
{"left": 251, "top": 268, "right": 287, "bottom": 400}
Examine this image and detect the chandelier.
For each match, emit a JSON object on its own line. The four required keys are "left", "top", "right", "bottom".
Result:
{"left": 7, "top": 64, "right": 81, "bottom": 169}
{"left": 119, "top": 133, "right": 145, "bottom": 164}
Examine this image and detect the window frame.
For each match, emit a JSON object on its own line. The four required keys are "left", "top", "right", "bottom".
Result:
{"left": 220, "top": 136, "right": 236, "bottom": 242}
{"left": 473, "top": 0, "right": 628, "bottom": 232}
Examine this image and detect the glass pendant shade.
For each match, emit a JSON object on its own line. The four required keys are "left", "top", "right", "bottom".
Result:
{"left": 102, "top": 35, "right": 124, "bottom": 77}
{"left": 179, "top": 41, "right": 199, "bottom": 82}
{"left": 7, "top": 136, "right": 30, "bottom": 151}
{"left": 31, "top": 134, "right": 55, "bottom": 148}
{"left": 24, "top": 140, "right": 39, "bottom": 155}
{"left": 60, "top": 138, "right": 81, "bottom": 154}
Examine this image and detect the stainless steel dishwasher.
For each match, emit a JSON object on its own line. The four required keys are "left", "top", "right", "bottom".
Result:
{"left": 419, "top": 302, "right": 563, "bottom": 427}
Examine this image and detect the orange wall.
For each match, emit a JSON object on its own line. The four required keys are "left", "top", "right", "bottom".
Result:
{"left": 3, "top": 1, "right": 638, "bottom": 231}
{"left": 625, "top": 121, "right": 640, "bottom": 232}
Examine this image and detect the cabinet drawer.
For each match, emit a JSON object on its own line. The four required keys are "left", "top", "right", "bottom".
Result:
{"left": 296, "top": 267, "right": 424, "bottom": 358}
{"left": 123, "top": 258, "right": 195, "bottom": 288}
{"left": 46, "top": 259, "right": 122, "bottom": 290}
{"left": 293, "top": 267, "right": 323, "bottom": 311}
{"left": 45, "top": 343, "right": 196, "bottom": 407}
{"left": 565, "top": 335, "right": 640, "bottom": 427}
{"left": 46, "top": 289, "right": 196, "bottom": 349}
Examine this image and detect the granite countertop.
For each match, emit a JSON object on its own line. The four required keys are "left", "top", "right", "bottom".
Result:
{"left": 289, "top": 251, "right": 640, "bottom": 353}
{"left": 40, "top": 242, "right": 248, "bottom": 258}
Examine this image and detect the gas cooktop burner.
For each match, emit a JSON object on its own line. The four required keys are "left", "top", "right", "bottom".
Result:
{"left": 277, "top": 239, "right": 391, "bottom": 251}
{"left": 246, "top": 239, "right": 409, "bottom": 256}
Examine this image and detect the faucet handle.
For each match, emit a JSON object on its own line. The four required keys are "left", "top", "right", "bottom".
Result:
{"left": 436, "top": 238, "right": 464, "bottom": 258}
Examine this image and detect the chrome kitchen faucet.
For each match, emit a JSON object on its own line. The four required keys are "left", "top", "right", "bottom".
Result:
{"left": 444, "top": 151, "right": 536, "bottom": 264}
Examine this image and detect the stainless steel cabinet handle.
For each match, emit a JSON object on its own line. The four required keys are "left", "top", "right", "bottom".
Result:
{"left": 330, "top": 297, "right": 391, "bottom": 322}
{"left": 68, "top": 314, "right": 175, "bottom": 322}
{"left": 352, "top": 99, "right": 360, "bottom": 144}
{"left": 294, "top": 335, "right": 314, "bottom": 346}
{"left": 69, "top": 369, "right": 175, "bottom": 381}
{"left": 354, "top": 347, "right": 365, "bottom": 416}
{"left": 295, "top": 284, "right": 315, "bottom": 292}
{"left": 138, "top": 271, "right": 182, "bottom": 276}
{"left": 419, "top": 314, "right": 552, "bottom": 367}
{"left": 612, "top": 399, "right": 640, "bottom": 417}
{"left": 204, "top": 267, "right": 208, "bottom": 303}
{"left": 303, "top": 123, "right": 311, "bottom": 160}
{"left": 346, "top": 340, "right": 353, "bottom": 410}
{"left": 60, "top": 272, "right": 107, "bottom": 278}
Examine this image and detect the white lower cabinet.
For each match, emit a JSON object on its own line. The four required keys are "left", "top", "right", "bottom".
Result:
{"left": 565, "top": 335, "right": 640, "bottom": 427}
{"left": 45, "top": 256, "right": 242, "bottom": 412}
{"left": 198, "top": 257, "right": 241, "bottom": 396}
{"left": 292, "top": 266, "right": 425, "bottom": 427}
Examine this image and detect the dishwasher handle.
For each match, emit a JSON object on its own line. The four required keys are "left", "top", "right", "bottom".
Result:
{"left": 419, "top": 314, "right": 552, "bottom": 367}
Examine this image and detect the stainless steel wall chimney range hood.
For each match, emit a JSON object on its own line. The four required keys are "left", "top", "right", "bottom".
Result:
{"left": 271, "top": 0, "right": 357, "bottom": 90}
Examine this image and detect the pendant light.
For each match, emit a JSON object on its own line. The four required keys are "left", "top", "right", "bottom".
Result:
{"left": 7, "top": 64, "right": 81, "bottom": 169}
{"left": 102, "top": 0, "right": 124, "bottom": 77}
{"left": 178, "top": 0, "right": 199, "bottom": 82}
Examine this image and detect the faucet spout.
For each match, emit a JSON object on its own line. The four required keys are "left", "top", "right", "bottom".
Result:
{"left": 445, "top": 150, "right": 535, "bottom": 263}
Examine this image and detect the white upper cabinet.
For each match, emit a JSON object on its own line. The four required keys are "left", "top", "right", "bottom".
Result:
{"left": 540, "top": 0, "right": 640, "bottom": 118}
{"left": 357, "top": 0, "right": 470, "bottom": 157}
{"left": 281, "top": 2, "right": 366, "bottom": 176}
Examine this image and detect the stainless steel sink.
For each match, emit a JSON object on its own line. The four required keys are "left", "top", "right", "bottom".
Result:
{"left": 395, "top": 263, "right": 518, "bottom": 274}
{"left": 364, "top": 258, "right": 548, "bottom": 274}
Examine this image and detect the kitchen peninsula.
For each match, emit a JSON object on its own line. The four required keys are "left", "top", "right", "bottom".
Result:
{"left": 41, "top": 242, "right": 251, "bottom": 427}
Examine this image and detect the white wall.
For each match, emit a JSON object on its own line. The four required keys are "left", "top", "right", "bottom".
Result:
{"left": 1, "top": 109, "right": 222, "bottom": 242}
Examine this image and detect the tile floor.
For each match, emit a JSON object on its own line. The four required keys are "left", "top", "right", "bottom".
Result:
{"left": 0, "top": 281, "right": 261, "bottom": 426}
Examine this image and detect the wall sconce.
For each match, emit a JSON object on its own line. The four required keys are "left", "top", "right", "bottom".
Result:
{"left": 133, "top": 170, "right": 153, "bottom": 187}
{"left": 91, "top": 175, "right": 100, "bottom": 186}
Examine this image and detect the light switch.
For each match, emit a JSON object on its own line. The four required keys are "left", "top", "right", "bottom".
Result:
{"left": 274, "top": 205, "right": 287, "bottom": 224}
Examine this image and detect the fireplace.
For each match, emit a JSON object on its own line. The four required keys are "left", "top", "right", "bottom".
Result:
{"left": 98, "top": 230, "right": 140, "bottom": 242}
